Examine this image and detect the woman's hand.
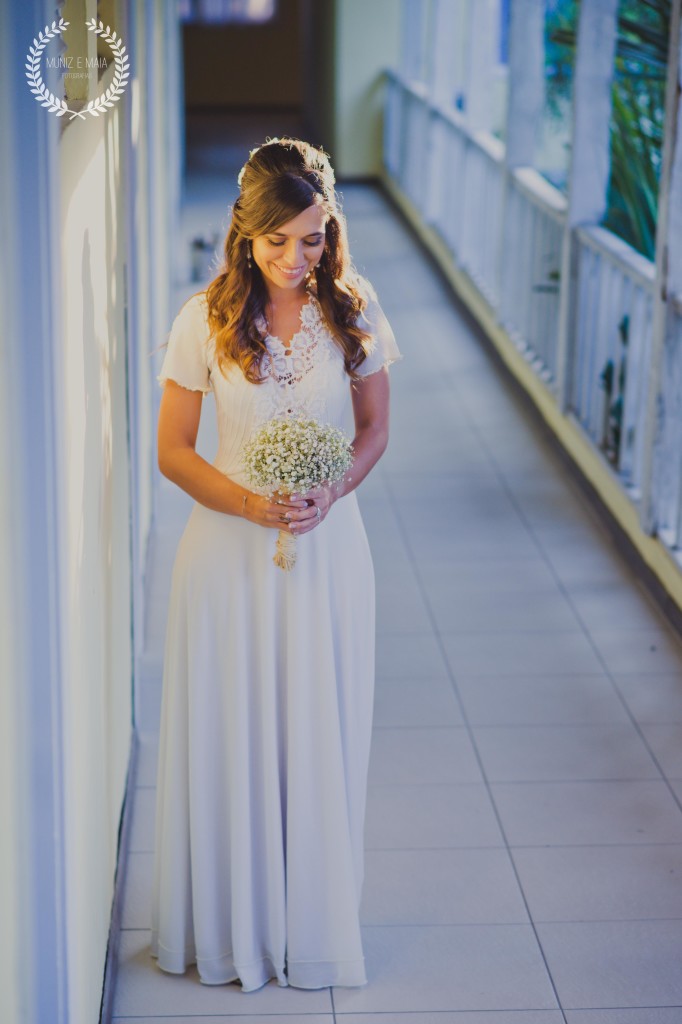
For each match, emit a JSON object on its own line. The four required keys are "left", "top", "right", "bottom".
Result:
{"left": 288, "top": 481, "right": 340, "bottom": 535}
{"left": 242, "top": 489, "right": 318, "bottom": 531}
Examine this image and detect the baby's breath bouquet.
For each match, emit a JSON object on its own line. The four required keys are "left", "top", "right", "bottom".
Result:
{"left": 242, "top": 416, "right": 354, "bottom": 570}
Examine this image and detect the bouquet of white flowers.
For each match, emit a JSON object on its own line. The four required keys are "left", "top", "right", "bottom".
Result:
{"left": 242, "top": 416, "right": 354, "bottom": 570}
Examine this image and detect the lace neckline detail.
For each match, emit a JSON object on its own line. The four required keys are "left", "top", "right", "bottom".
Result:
{"left": 249, "top": 286, "right": 344, "bottom": 423}
{"left": 255, "top": 289, "right": 334, "bottom": 394}
{"left": 258, "top": 289, "right": 318, "bottom": 355}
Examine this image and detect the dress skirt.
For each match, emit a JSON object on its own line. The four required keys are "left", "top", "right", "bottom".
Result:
{"left": 149, "top": 489, "right": 375, "bottom": 992}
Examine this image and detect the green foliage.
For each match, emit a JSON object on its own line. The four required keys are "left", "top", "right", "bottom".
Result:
{"left": 545, "top": 0, "right": 581, "bottom": 119}
{"left": 604, "top": 0, "right": 669, "bottom": 259}
{"left": 549, "top": 0, "right": 671, "bottom": 260}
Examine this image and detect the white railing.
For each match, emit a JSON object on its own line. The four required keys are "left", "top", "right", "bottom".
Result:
{"left": 570, "top": 226, "right": 655, "bottom": 499}
{"left": 385, "top": 75, "right": 505, "bottom": 306}
{"left": 383, "top": 69, "right": 682, "bottom": 564}
{"left": 498, "top": 168, "right": 566, "bottom": 386}
{"left": 651, "top": 299, "right": 682, "bottom": 550}
{"left": 384, "top": 72, "right": 565, "bottom": 383}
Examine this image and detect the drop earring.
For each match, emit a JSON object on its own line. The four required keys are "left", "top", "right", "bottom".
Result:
{"left": 246, "top": 241, "right": 252, "bottom": 268}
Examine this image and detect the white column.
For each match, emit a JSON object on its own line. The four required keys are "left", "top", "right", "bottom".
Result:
{"left": 495, "top": 0, "right": 546, "bottom": 318}
{"left": 504, "top": 0, "right": 545, "bottom": 167}
{"left": 640, "top": 2, "right": 682, "bottom": 534}
{"left": 0, "top": 3, "right": 69, "bottom": 1023}
{"left": 400, "top": 0, "right": 427, "bottom": 81}
{"left": 567, "top": 0, "right": 620, "bottom": 224}
{"left": 465, "top": 0, "right": 499, "bottom": 132}
{"left": 429, "top": 0, "right": 467, "bottom": 107}
{"left": 146, "top": 0, "right": 174, "bottom": 382}
{"left": 554, "top": 0, "right": 619, "bottom": 411}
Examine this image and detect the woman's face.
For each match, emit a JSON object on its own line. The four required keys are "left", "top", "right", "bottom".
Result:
{"left": 252, "top": 204, "right": 327, "bottom": 295}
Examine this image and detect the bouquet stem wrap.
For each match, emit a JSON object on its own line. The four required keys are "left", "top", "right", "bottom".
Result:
{"left": 273, "top": 528, "right": 298, "bottom": 571}
{"left": 242, "top": 417, "right": 354, "bottom": 571}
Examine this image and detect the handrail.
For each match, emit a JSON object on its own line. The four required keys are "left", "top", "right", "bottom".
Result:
{"left": 511, "top": 166, "right": 567, "bottom": 218}
{"left": 575, "top": 224, "right": 655, "bottom": 289}
{"left": 386, "top": 69, "right": 563, "bottom": 222}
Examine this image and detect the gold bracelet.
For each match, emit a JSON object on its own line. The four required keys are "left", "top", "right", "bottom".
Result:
{"left": 241, "top": 493, "right": 248, "bottom": 517}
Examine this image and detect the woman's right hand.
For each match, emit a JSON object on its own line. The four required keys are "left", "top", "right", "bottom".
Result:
{"left": 242, "top": 490, "right": 314, "bottom": 531}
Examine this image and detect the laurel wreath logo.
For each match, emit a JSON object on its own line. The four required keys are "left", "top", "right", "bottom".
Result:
{"left": 25, "top": 17, "right": 130, "bottom": 121}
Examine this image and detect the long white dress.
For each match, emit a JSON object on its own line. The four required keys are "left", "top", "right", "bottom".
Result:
{"left": 149, "top": 280, "right": 402, "bottom": 993}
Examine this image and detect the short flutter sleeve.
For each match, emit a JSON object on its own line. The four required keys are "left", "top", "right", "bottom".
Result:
{"left": 355, "top": 284, "right": 403, "bottom": 378}
{"left": 157, "top": 293, "right": 212, "bottom": 393}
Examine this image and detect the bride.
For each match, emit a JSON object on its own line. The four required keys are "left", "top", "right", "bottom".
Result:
{"left": 151, "top": 136, "right": 402, "bottom": 993}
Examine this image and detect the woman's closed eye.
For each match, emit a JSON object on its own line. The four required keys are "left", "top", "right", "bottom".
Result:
{"left": 267, "top": 239, "right": 321, "bottom": 248}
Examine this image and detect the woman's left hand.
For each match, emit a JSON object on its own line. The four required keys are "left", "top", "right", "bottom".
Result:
{"left": 288, "top": 481, "right": 339, "bottom": 535}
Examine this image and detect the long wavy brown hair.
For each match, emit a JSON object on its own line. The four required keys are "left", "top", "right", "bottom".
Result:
{"left": 204, "top": 137, "right": 373, "bottom": 384}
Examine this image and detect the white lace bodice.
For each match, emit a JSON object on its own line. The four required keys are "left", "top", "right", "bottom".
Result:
{"left": 251, "top": 291, "right": 344, "bottom": 424}
{"left": 157, "top": 282, "right": 402, "bottom": 487}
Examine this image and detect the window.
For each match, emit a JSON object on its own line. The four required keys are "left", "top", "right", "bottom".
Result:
{"left": 177, "top": 0, "right": 276, "bottom": 23}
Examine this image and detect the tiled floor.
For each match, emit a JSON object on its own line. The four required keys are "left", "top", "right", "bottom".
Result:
{"left": 114, "top": 116, "right": 682, "bottom": 1022}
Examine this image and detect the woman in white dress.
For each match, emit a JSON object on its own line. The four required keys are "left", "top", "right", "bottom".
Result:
{"left": 150, "top": 138, "right": 402, "bottom": 994}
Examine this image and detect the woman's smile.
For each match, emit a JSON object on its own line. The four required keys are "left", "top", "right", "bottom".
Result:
{"left": 273, "top": 262, "right": 306, "bottom": 278}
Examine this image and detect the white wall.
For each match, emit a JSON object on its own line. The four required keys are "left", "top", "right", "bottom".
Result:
{"left": 58, "top": 86, "right": 133, "bottom": 1024}
{"left": 0, "top": 1, "right": 181, "bottom": 1021}
{"left": 333, "top": 0, "right": 402, "bottom": 177}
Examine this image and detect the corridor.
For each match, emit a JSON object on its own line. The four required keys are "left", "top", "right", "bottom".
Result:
{"left": 112, "top": 151, "right": 682, "bottom": 1019}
